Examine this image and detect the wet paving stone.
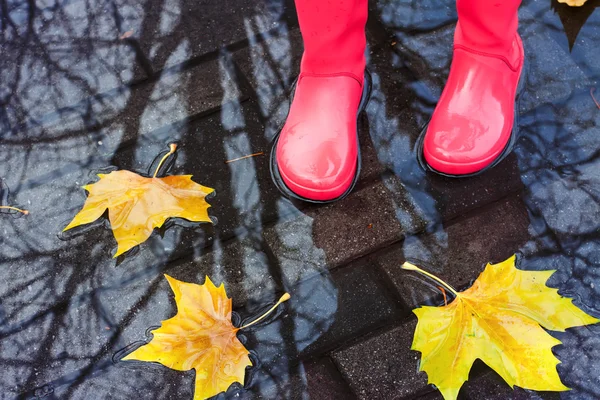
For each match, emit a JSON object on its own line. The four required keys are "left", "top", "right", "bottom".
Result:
{"left": 299, "top": 260, "right": 406, "bottom": 357}
{"left": 0, "top": 53, "right": 246, "bottom": 195}
{"left": 303, "top": 358, "right": 356, "bottom": 399}
{"left": 165, "top": 234, "right": 281, "bottom": 308}
{"left": 0, "top": 0, "right": 142, "bottom": 134}
{"left": 332, "top": 319, "right": 433, "bottom": 400}
{"left": 0, "top": 0, "right": 286, "bottom": 135}
{"left": 463, "top": 371, "right": 561, "bottom": 400}
{"left": 137, "top": 0, "right": 289, "bottom": 71}
{"left": 49, "top": 362, "right": 194, "bottom": 400}
{"left": 264, "top": 180, "right": 406, "bottom": 272}
{"left": 379, "top": 195, "right": 531, "bottom": 308}
{"left": 415, "top": 392, "right": 446, "bottom": 400}
{"left": 233, "top": 26, "right": 303, "bottom": 129}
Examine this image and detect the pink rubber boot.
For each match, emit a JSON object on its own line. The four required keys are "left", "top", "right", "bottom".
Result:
{"left": 422, "top": 0, "right": 524, "bottom": 176}
{"left": 271, "top": 0, "right": 370, "bottom": 202}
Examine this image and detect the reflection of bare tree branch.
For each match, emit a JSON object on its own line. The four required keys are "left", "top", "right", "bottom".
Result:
{"left": 2, "top": 0, "right": 600, "bottom": 398}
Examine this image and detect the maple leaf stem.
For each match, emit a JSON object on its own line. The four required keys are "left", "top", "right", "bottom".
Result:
{"left": 238, "top": 293, "right": 291, "bottom": 330}
{"left": 153, "top": 144, "right": 178, "bottom": 178}
{"left": 402, "top": 262, "right": 459, "bottom": 298}
{"left": 0, "top": 205, "right": 29, "bottom": 215}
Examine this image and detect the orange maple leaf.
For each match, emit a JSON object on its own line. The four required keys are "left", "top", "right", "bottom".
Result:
{"left": 124, "top": 275, "right": 290, "bottom": 400}
{"left": 63, "top": 145, "right": 214, "bottom": 257}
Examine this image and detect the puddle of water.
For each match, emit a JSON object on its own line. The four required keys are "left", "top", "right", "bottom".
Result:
{"left": 1, "top": 0, "right": 600, "bottom": 399}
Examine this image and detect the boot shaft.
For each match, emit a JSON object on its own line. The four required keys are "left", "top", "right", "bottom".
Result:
{"left": 295, "top": 0, "right": 368, "bottom": 83}
{"left": 456, "top": 0, "right": 522, "bottom": 55}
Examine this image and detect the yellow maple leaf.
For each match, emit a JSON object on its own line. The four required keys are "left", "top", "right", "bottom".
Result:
{"left": 124, "top": 275, "right": 290, "bottom": 400}
{"left": 557, "top": 0, "right": 588, "bottom": 6}
{"left": 64, "top": 144, "right": 214, "bottom": 257}
{"left": 403, "top": 255, "right": 600, "bottom": 400}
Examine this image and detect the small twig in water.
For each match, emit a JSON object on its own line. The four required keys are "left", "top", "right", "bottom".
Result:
{"left": 119, "top": 30, "right": 134, "bottom": 40}
{"left": 225, "top": 152, "right": 264, "bottom": 164}
{"left": 592, "top": 88, "right": 600, "bottom": 110}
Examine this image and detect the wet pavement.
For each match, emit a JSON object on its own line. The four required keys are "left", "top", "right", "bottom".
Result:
{"left": 1, "top": 0, "right": 600, "bottom": 399}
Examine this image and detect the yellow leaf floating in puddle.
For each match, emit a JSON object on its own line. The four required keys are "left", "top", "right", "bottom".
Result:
{"left": 64, "top": 144, "right": 214, "bottom": 257}
{"left": 124, "top": 275, "right": 290, "bottom": 400}
{"left": 403, "top": 255, "right": 599, "bottom": 400}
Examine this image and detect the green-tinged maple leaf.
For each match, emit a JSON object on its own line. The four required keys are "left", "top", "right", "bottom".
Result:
{"left": 403, "top": 254, "right": 599, "bottom": 400}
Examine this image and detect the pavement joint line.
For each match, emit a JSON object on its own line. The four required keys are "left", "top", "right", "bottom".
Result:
{"left": 2, "top": 172, "right": 526, "bottom": 339}
{"left": 6, "top": 96, "right": 252, "bottom": 191}
{"left": 319, "top": 186, "right": 525, "bottom": 275}
{"left": 143, "top": 176, "right": 527, "bottom": 303}
{"left": 324, "top": 355, "right": 362, "bottom": 399}
{"left": 439, "top": 189, "right": 525, "bottom": 226}
{"left": 371, "top": 261, "right": 413, "bottom": 311}
{"left": 5, "top": 25, "right": 288, "bottom": 137}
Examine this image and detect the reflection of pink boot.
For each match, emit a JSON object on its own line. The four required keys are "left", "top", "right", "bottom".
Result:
{"left": 270, "top": 0, "right": 371, "bottom": 203}
{"left": 420, "top": 0, "right": 525, "bottom": 177}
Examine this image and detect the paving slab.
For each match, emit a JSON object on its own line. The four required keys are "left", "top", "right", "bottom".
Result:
{"left": 136, "top": 0, "right": 289, "bottom": 71}
{"left": 233, "top": 26, "right": 302, "bottom": 128}
{"left": 239, "top": 357, "right": 357, "bottom": 400}
{"left": 0, "top": 0, "right": 287, "bottom": 136}
{"left": 164, "top": 234, "right": 281, "bottom": 309}
{"left": 332, "top": 319, "right": 433, "bottom": 400}
{"left": 379, "top": 195, "right": 531, "bottom": 308}
{"left": 264, "top": 180, "right": 406, "bottom": 274}
{"left": 0, "top": 0, "right": 143, "bottom": 134}
{"left": 303, "top": 358, "right": 356, "bottom": 400}
{"left": 299, "top": 260, "right": 406, "bottom": 357}
{"left": 463, "top": 371, "right": 561, "bottom": 400}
